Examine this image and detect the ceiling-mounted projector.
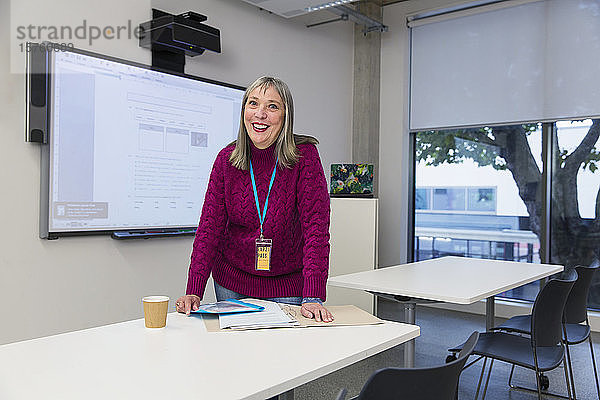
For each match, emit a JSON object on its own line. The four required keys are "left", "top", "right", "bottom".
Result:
{"left": 239, "top": 0, "right": 357, "bottom": 18}
{"left": 139, "top": 10, "right": 221, "bottom": 56}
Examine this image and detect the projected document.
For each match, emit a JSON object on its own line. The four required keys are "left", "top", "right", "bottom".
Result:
{"left": 49, "top": 51, "right": 243, "bottom": 231}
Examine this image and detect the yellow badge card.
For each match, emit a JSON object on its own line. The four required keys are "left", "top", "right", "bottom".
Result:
{"left": 255, "top": 238, "right": 273, "bottom": 271}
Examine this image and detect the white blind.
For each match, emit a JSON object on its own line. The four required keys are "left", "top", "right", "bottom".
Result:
{"left": 409, "top": 0, "right": 600, "bottom": 131}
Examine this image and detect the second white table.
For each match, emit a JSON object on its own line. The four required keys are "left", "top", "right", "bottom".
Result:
{"left": 327, "top": 256, "right": 563, "bottom": 367}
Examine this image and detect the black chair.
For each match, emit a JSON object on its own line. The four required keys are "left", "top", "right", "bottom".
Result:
{"left": 448, "top": 269, "right": 577, "bottom": 400}
{"left": 335, "top": 331, "right": 479, "bottom": 400}
{"left": 493, "top": 260, "right": 599, "bottom": 399}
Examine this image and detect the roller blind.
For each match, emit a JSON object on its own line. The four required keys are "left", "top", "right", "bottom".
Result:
{"left": 409, "top": 0, "right": 600, "bottom": 131}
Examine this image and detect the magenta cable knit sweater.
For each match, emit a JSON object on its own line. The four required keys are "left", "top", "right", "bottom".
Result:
{"left": 186, "top": 141, "right": 331, "bottom": 301}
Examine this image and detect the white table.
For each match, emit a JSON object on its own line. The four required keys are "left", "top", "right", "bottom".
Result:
{"left": 327, "top": 256, "right": 563, "bottom": 367}
{"left": 0, "top": 312, "right": 419, "bottom": 400}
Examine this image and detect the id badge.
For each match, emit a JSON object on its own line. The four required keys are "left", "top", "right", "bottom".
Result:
{"left": 255, "top": 237, "right": 273, "bottom": 271}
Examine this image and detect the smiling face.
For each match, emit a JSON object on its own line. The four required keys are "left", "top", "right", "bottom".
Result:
{"left": 243, "top": 85, "right": 285, "bottom": 149}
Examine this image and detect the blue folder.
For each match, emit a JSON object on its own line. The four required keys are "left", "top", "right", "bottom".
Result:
{"left": 191, "top": 299, "right": 265, "bottom": 314}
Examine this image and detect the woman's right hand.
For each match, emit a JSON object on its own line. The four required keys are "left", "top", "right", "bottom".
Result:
{"left": 175, "top": 294, "right": 201, "bottom": 315}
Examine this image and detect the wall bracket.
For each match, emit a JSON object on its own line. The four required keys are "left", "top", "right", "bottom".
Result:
{"left": 329, "top": 4, "right": 388, "bottom": 33}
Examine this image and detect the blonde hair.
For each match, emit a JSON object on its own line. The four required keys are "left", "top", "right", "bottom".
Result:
{"left": 229, "top": 76, "right": 318, "bottom": 170}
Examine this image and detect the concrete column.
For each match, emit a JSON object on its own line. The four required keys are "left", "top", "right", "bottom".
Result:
{"left": 352, "top": 1, "right": 382, "bottom": 195}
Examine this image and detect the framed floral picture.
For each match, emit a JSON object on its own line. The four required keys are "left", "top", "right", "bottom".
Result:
{"left": 330, "top": 164, "right": 374, "bottom": 197}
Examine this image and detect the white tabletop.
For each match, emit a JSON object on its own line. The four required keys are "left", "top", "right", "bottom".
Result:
{"left": 0, "top": 313, "right": 419, "bottom": 400}
{"left": 328, "top": 256, "right": 563, "bottom": 304}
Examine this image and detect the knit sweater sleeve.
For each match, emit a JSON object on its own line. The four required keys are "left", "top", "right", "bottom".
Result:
{"left": 296, "top": 144, "right": 331, "bottom": 301}
{"left": 186, "top": 149, "right": 229, "bottom": 299}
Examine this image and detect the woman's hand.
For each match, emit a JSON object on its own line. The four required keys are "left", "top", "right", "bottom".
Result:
{"left": 175, "top": 295, "right": 201, "bottom": 315}
{"left": 301, "top": 302, "right": 334, "bottom": 322}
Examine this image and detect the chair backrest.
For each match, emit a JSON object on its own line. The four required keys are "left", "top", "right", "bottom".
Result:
{"left": 531, "top": 268, "right": 577, "bottom": 347}
{"left": 564, "top": 260, "right": 599, "bottom": 324}
{"left": 354, "top": 331, "right": 479, "bottom": 400}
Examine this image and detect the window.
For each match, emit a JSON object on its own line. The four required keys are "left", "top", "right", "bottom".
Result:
{"left": 415, "top": 188, "right": 430, "bottom": 210}
{"left": 413, "top": 120, "right": 600, "bottom": 307}
{"left": 432, "top": 188, "right": 465, "bottom": 211}
{"left": 409, "top": 0, "right": 600, "bottom": 309}
{"left": 413, "top": 125, "right": 542, "bottom": 302}
{"left": 552, "top": 119, "right": 600, "bottom": 309}
{"left": 417, "top": 186, "right": 497, "bottom": 213}
{"left": 467, "top": 188, "right": 495, "bottom": 212}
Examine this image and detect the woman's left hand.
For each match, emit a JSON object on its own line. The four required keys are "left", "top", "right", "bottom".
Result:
{"left": 301, "top": 302, "right": 334, "bottom": 322}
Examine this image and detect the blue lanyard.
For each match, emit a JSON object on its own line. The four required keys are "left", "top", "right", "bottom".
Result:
{"left": 249, "top": 156, "right": 279, "bottom": 237}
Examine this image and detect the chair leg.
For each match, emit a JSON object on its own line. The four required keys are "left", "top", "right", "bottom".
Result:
{"left": 506, "top": 363, "right": 571, "bottom": 399}
{"left": 535, "top": 370, "right": 543, "bottom": 400}
{"left": 474, "top": 357, "right": 488, "bottom": 400}
{"left": 588, "top": 334, "right": 600, "bottom": 398}
{"left": 508, "top": 364, "right": 517, "bottom": 389}
{"left": 563, "top": 353, "right": 574, "bottom": 399}
{"left": 481, "top": 359, "right": 494, "bottom": 400}
{"left": 564, "top": 342, "right": 576, "bottom": 399}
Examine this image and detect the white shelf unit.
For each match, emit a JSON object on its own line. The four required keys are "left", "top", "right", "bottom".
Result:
{"left": 326, "top": 198, "right": 378, "bottom": 313}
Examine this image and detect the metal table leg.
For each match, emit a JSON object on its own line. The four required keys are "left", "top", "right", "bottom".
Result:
{"left": 404, "top": 302, "right": 416, "bottom": 367}
{"left": 486, "top": 296, "right": 495, "bottom": 331}
{"left": 370, "top": 292, "right": 427, "bottom": 368}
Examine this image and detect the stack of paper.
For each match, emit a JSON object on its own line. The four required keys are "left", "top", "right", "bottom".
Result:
{"left": 219, "top": 300, "right": 300, "bottom": 330}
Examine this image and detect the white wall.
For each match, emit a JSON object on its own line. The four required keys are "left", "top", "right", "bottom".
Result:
{"left": 0, "top": 0, "right": 352, "bottom": 345}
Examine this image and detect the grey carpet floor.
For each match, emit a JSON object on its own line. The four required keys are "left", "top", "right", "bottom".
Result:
{"left": 294, "top": 299, "right": 600, "bottom": 400}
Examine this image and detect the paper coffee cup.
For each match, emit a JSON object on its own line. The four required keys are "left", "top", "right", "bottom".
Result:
{"left": 142, "top": 296, "right": 169, "bottom": 328}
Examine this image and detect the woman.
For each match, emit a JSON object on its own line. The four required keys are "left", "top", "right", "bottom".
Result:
{"left": 175, "top": 76, "right": 333, "bottom": 322}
